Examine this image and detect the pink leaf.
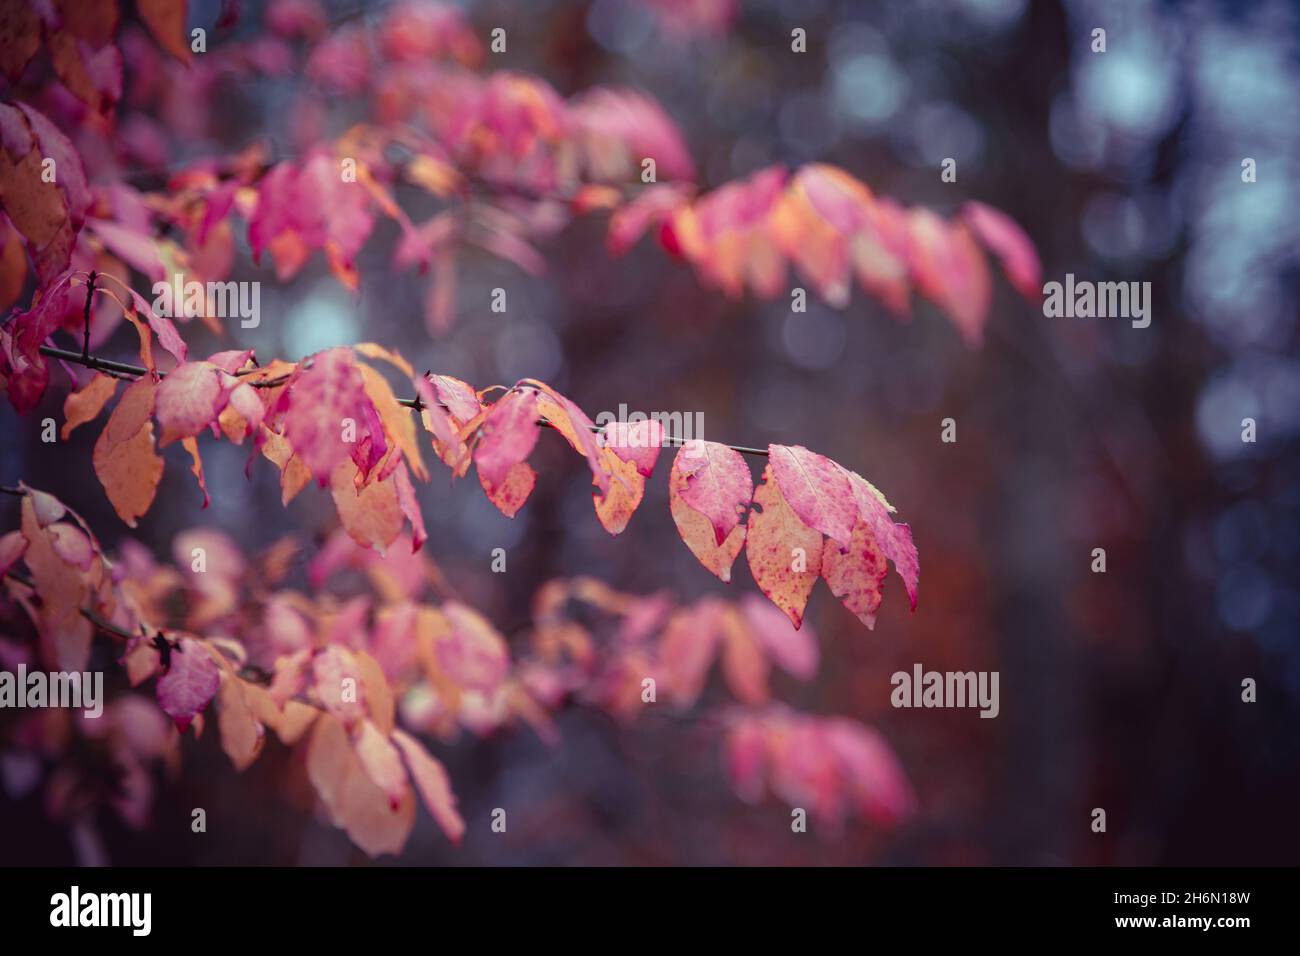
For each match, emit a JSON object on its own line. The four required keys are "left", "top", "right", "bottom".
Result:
{"left": 436, "top": 602, "right": 510, "bottom": 694}
{"left": 768, "top": 444, "right": 856, "bottom": 546}
{"left": 351, "top": 720, "right": 408, "bottom": 811}
{"left": 673, "top": 440, "right": 753, "bottom": 545}
{"left": 739, "top": 593, "right": 818, "bottom": 679}
{"left": 155, "top": 638, "right": 221, "bottom": 733}
{"left": 601, "top": 418, "right": 663, "bottom": 477}
{"left": 962, "top": 200, "right": 1042, "bottom": 301}
{"left": 474, "top": 387, "right": 541, "bottom": 492}
{"left": 392, "top": 728, "right": 466, "bottom": 844}
{"left": 659, "top": 601, "right": 723, "bottom": 707}
{"left": 155, "top": 361, "right": 229, "bottom": 446}
{"left": 127, "top": 288, "right": 188, "bottom": 365}
{"left": 846, "top": 471, "right": 919, "bottom": 611}
{"left": 0, "top": 529, "right": 27, "bottom": 578}
{"left": 280, "top": 347, "right": 371, "bottom": 484}
{"left": 745, "top": 465, "right": 822, "bottom": 630}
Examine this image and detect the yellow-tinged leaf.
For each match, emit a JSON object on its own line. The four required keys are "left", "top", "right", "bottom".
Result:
{"left": 670, "top": 466, "right": 745, "bottom": 582}
{"left": 354, "top": 649, "right": 395, "bottom": 736}
{"left": 62, "top": 373, "right": 117, "bottom": 439}
{"left": 358, "top": 362, "right": 427, "bottom": 481}
{"left": 92, "top": 379, "right": 163, "bottom": 527}
{"left": 217, "top": 674, "right": 265, "bottom": 771}
{"left": 329, "top": 460, "right": 404, "bottom": 552}
{"left": 745, "top": 465, "right": 822, "bottom": 629}
{"left": 593, "top": 446, "right": 643, "bottom": 535}
{"left": 354, "top": 342, "right": 413, "bottom": 377}
{"left": 306, "top": 713, "right": 415, "bottom": 857}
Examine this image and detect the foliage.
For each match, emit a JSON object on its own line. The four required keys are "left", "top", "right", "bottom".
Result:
{"left": 0, "top": 0, "right": 1039, "bottom": 859}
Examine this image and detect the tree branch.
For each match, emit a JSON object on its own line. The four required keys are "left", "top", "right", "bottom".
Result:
{"left": 36, "top": 344, "right": 771, "bottom": 458}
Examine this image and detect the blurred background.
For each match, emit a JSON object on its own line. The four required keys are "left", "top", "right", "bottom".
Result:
{"left": 2, "top": 0, "right": 1299, "bottom": 865}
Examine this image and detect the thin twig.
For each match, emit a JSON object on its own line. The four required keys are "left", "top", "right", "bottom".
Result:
{"left": 36, "top": 345, "right": 770, "bottom": 457}
{"left": 81, "top": 271, "right": 96, "bottom": 366}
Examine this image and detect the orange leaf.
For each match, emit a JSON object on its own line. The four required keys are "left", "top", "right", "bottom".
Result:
{"left": 306, "top": 713, "right": 415, "bottom": 858}
{"left": 92, "top": 378, "right": 163, "bottom": 527}
{"left": 137, "top": 0, "right": 192, "bottom": 63}
{"left": 62, "top": 372, "right": 117, "bottom": 439}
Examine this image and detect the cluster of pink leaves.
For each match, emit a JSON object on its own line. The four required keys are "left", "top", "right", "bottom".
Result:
{"left": 517, "top": 576, "right": 912, "bottom": 830}
{"left": 0, "top": 487, "right": 486, "bottom": 855}
{"left": 0, "top": 488, "right": 910, "bottom": 855}
{"left": 0, "top": 0, "right": 1038, "bottom": 344}
{"left": 3, "top": 269, "right": 919, "bottom": 632}
{"left": 610, "top": 164, "right": 1041, "bottom": 346}
{"left": 0, "top": 0, "right": 188, "bottom": 118}
{"left": 0, "top": 0, "right": 1049, "bottom": 858}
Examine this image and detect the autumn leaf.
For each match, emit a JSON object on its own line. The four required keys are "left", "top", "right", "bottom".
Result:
{"left": 669, "top": 462, "right": 745, "bottom": 582}
{"left": 601, "top": 418, "right": 664, "bottom": 477}
{"left": 351, "top": 719, "right": 408, "bottom": 810}
{"left": 0, "top": 105, "right": 90, "bottom": 281}
{"left": 92, "top": 377, "right": 163, "bottom": 526}
{"left": 434, "top": 602, "right": 510, "bottom": 694}
{"left": 312, "top": 645, "right": 369, "bottom": 730}
{"left": 1, "top": 271, "right": 80, "bottom": 413}
{"left": 330, "top": 459, "right": 405, "bottom": 552}
{"left": 673, "top": 440, "right": 753, "bottom": 546}
{"left": 62, "top": 372, "right": 118, "bottom": 438}
{"left": 137, "top": 0, "right": 192, "bottom": 63}
{"left": 844, "top": 470, "right": 919, "bottom": 611}
{"left": 474, "top": 386, "right": 541, "bottom": 494}
{"left": 306, "top": 712, "right": 415, "bottom": 857}
{"left": 820, "top": 515, "right": 889, "bottom": 629}
{"left": 278, "top": 347, "right": 373, "bottom": 484}
{"left": 19, "top": 494, "right": 92, "bottom": 672}
{"left": 592, "top": 446, "right": 643, "bottom": 535}
{"left": 155, "top": 360, "right": 230, "bottom": 445}
{"left": 659, "top": 601, "right": 723, "bottom": 707}
{"left": 156, "top": 638, "right": 221, "bottom": 733}
{"left": 479, "top": 459, "right": 536, "bottom": 518}
{"left": 740, "top": 593, "right": 819, "bottom": 680}
{"left": 392, "top": 728, "right": 465, "bottom": 844}
{"left": 768, "top": 443, "right": 856, "bottom": 546}
{"left": 0, "top": 1, "right": 41, "bottom": 82}
{"left": 961, "top": 200, "right": 1042, "bottom": 301}
{"left": 217, "top": 674, "right": 267, "bottom": 771}
{"left": 745, "top": 465, "right": 822, "bottom": 629}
